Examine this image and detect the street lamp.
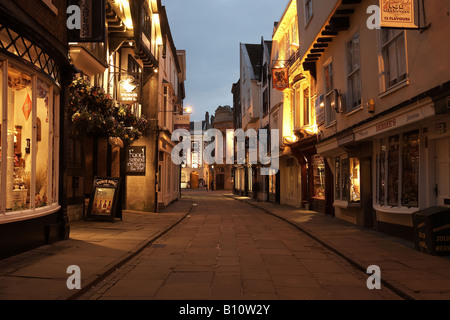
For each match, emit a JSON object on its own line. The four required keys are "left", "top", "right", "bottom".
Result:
{"left": 184, "top": 106, "right": 192, "bottom": 115}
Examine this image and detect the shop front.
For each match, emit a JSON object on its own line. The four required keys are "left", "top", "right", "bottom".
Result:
{"left": 0, "top": 20, "right": 69, "bottom": 259}
{"left": 290, "top": 134, "right": 333, "bottom": 214}
{"left": 354, "top": 98, "right": 450, "bottom": 239}
{"left": 317, "top": 133, "right": 374, "bottom": 228}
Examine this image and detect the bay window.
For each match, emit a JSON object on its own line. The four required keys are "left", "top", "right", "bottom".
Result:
{"left": 0, "top": 57, "right": 59, "bottom": 216}
{"left": 376, "top": 130, "right": 419, "bottom": 208}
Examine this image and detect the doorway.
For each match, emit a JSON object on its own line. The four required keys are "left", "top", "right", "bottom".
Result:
{"left": 190, "top": 171, "right": 199, "bottom": 189}
{"left": 216, "top": 174, "right": 225, "bottom": 190}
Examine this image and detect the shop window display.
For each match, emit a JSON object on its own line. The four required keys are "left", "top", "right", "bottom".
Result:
{"left": 341, "top": 158, "right": 350, "bottom": 201}
{"left": 378, "top": 140, "right": 386, "bottom": 204}
{"left": 349, "top": 158, "right": 360, "bottom": 203}
{"left": 376, "top": 130, "right": 419, "bottom": 208}
{"left": 402, "top": 130, "right": 419, "bottom": 207}
{"left": 268, "top": 172, "right": 276, "bottom": 194}
{"left": 0, "top": 59, "right": 59, "bottom": 215}
{"left": 312, "top": 155, "right": 325, "bottom": 200}
{"left": 6, "top": 66, "right": 33, "bottom": 211}
{"left": 335, "top": 157, "right": 341, "bottom": 200}
{"left": 335, "top": 156, "right": 360, "bottom": 203}
{"left": 388, "top": 135, "right": 399, "bottom": 206}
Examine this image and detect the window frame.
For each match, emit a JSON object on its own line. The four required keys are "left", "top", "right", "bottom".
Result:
{"left": 0, "top": 56, "right": 61, "bottom": 220}
{"left": 334, "top": 155, "right": 361, "bottom": 205}
{"left": 375, "top": 130, "right": 420, "bottom": 210}
{"left": 304, "top": 0, "right": 313, "bottom": 26}
{"left": 346, "top": 32, "right": 362, "bottom": 112}
{"left": 42, "top": 0, "right": 58, "bottom": 15}
{"left": 379, "top": 29, "right": 409, "bottom": 94}
{"left": 302, "top": 85, "right": 310, "bottom": 127}
{"left": 324, "top": 60, "right": 336, "bottom": 126}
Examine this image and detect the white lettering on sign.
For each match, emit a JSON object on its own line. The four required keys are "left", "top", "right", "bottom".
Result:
{"left": 376, "top": 119, "right": 397, "bottom": 133}
{"left": 127, "top": 147, "right": 146, "bottom": 172}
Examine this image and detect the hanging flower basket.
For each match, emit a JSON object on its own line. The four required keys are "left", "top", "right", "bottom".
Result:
{"left": 68, "top": 78, "right": 150, "bottom": 146}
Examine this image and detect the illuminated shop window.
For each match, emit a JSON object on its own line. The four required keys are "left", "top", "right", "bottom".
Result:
{"left": 349, "top": 158, "right": 360, "bottom": 203}
{"left": 312, "top": 155, "right": 325, "bottom": 200}
{"left": 0, "top": 59, "right": 59, "bottom": 214}
{"left": 335, "top": 156, "right": 360, "bottom": 203}
{"left": 269, "top": 172, "right": 276, "bottom": 194}
{"left": 376, "top": 130, "right": 419, "bottom": 208}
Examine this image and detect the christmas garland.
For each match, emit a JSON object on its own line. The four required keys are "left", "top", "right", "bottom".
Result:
{"left": 68, "top": 78, "right": 150, "bottom": 146}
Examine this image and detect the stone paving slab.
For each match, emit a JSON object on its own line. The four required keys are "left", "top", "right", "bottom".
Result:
{"left": 225, "top": 194, "right": 450, "bottom": 300}
{"left": 0, "top": 199, "right": 194, "bottom": 300}
{"left": 2, "top": 191, "right": 450, "bottom": 301}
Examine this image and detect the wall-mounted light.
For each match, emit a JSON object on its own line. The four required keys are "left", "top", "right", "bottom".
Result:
{"left": 367, "top": 99, "right": 375, "bottom": 113}
{"left": 283, "top": 134, "right": 299, "bottom": 145}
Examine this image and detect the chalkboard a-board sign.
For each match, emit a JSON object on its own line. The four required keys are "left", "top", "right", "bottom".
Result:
{"left": 126, "top": 146, "right": 146, "bottom": 175}
{"left": 87, "top": 177, "right": 121, "bottom": 222}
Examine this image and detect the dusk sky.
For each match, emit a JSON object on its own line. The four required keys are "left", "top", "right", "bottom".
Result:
{"left": 163, "top": 0, "right": 289, "bottom": 122}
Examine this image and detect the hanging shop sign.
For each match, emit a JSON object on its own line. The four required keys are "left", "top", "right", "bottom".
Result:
{"left": 126, "top": 146, "right": 146, "bottom": 175}
{"left": 67, "top": 0, "right": 106, "bottom": 42}
{"left": 380, "top": 0, "right": 418, "bottom": 29}
{"left": 87, "top": 177, "right": 121, "bottom": 222}
{"left": 118, "top": 77, "right": 141, "bottom": 104}
{"left": 272, "top": 68, "right": 289, "bottom": 92}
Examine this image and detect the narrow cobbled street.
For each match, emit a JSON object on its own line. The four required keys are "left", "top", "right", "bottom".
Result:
{"left": 80, "top": 190, "right": 400, "bottom": 300}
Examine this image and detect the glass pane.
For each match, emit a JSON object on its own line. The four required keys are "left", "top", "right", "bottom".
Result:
{"left": 52, "top": 93, "right": 58, "bottom": 204}
{"left": 397, "top": 33, "right": 407, "bottom": 79}
{"left": 313, "top": 155, "right": 325, "bottom": 200}
{"left": 388, "top": 135, "right": 399, "bottom": 206}
{"left": 353, "top": 34, "right": 360, "bottom": 69}
{"left": 349, "top": 73, "right": 361, "bottom": 109}
{"left": 402, "top": 130, "right": 419, "bottom": 207}
{"left": 335, "top": 157, "right": 340, "bottom": 200}
{"left": 303, "top": 87, "right": 310, "bottom": 126}
{"left": 387, "top": 42, "right": 398, "bottom": 85}
{"left": 350, "top": 158, "right": 360, "bottom": 203}
{"left": 36, "top": 79, "right": 49, "bottom": 207}
{"left": 326, "top": 92, "right": 336, "bottom": 123}
{"left": 295, "top": 88, "right": 301, "bottom": 128}
{"left": 346, "top": 40, "right": 353, "bottom": 74}
{"left": 6, "top": 66, "right": 32, "bottom": 211}
{"left": 379, "top": 139, "right": 386, "bottom": 205}
{"left": 0, "top": 27, "right": 11, "bottom": 48}
{"left": 342, "top": 158, "right": 350, "bottom": 201}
